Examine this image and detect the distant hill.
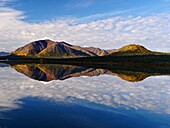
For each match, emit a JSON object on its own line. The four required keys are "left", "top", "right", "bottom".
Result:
{"left": 109, "top": 44, "right": 168, "bottom": 56}
{"left": 0, "top": 52, "right": 10, "bottom": 56}
{"left": 114, "top": 44, "right": 150, "bottom": 53}
{"left": 12, "top": 40, "right": 114, "bottom": 58}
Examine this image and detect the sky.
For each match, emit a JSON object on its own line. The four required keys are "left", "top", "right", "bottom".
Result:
{"left": 0, "top": 0, "right": 170, "bottom": 52}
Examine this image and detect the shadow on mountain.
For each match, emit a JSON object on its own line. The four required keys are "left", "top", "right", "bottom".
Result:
{"left": 8, "top": 63, "right": 169, "bottom": 82}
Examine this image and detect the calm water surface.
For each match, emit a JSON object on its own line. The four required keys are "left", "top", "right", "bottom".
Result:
{"left": 0, "top": 65, "right": 170, "bottom": 128}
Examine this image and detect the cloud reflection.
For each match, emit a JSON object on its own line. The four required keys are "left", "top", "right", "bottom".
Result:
{"left": 0, "top": 67, "right": 170, "bottom": 115}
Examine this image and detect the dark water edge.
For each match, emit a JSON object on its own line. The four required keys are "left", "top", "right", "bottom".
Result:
{"left": 1, "top": 54, "right": 170, "bottom": 68}
{"left": 0, "top": 97, "right": 170, "bottom": 128}
{"left": 1, "top": 55, "right": 170, "bottom": 83}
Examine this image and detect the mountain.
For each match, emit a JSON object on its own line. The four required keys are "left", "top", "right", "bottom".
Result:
{"left": 9, "top": 40, "right": 169, "bottom": 59}
{"left": 12, "top": 40, "right": 114, "bottom": 58}
{"left": 0, "top": 52, "right": 10, "bottom": 56}
{"left": 110, "top": 44, "right": 153, "bottom": 55}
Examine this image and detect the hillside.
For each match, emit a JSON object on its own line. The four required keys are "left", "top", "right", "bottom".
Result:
{"left": 109, "top": 44, "right": 167, "bottom": 56}
{"left": 10, "top": 40, "right": 170, "bottom": 58}
{"left": 12, "top": 39, "right": 114, "bottom": 58}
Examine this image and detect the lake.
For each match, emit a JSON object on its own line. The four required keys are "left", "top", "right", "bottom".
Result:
{"left": 0, "top": 63, "right": 170, "bottom": 128}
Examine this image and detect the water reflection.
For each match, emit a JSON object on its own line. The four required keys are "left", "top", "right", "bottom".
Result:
{"left": 1, "top": 97, "right": 170, "bottom": 128}
{"left": 11, "top": 64, "right": 111, "bottom": 81}
{"left": 7, "top": 63, "right": 170, "bottom": 82}
{"left": 0, "top": 63, "right": 170, "bottom": 127}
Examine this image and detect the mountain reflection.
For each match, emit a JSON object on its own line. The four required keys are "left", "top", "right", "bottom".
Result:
{"left": 9, "top": 63, "right": 170, "bottom": 82}
{"left": 0, "top": 63, "right": 170, "bottom": 117}
{"left": 11, "top": 64, "right": 111, "bottom": 81}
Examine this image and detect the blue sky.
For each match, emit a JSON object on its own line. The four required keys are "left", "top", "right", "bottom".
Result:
{"left": 10, "top": 0, "right": 170, "bottom": 22}
{"left": 0, "top": 0, "right": 170, "bottom": 52}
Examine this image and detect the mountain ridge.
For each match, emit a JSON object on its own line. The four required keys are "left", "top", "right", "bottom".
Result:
{"left": 12, "top": 39, "right": 114, "bottom": 58}
{"left": 8, "top": 39, "right": 170, "bottom": 59}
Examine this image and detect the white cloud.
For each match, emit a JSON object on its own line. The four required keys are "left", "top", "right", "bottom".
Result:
{"left": 65, "top": 0, "right": 93, "bottom": 9}
{"left": 0, "top": 2, "right": 170, "bottom": 52}
{"left": 0, "top": 0, "right": 15, "bottom": 7}
{"left": 77, "top": 9, "right": 130, "bottom": 21}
